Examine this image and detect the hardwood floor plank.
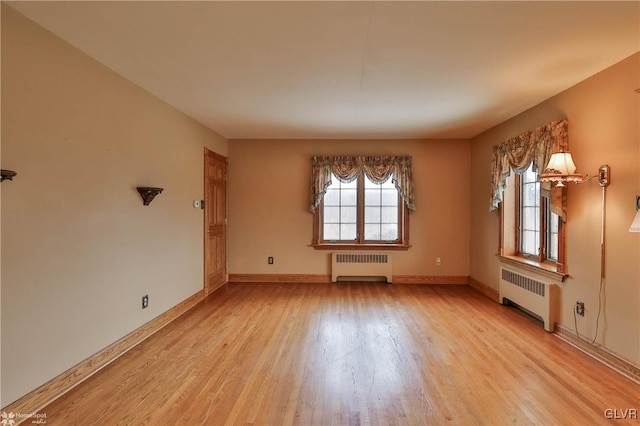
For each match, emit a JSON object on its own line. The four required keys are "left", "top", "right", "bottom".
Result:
{"left": 36, "top": 282, "right": 639, "bottom": 425}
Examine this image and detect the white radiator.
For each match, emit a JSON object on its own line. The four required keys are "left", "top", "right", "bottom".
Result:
{"left": 331, "top": 252, "right": 392, "bottom": 283}
{"left": 499, "top": 267, "right": 558, "bottom": 332}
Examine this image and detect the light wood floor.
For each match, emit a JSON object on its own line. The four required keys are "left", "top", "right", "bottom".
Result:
{"left": 41, "top": 283, "right": 638, "bottom": 425}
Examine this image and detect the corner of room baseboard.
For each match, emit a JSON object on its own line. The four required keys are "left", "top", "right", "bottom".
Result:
{"left": 1, "top": 289, "right": 206, "bottom": 420}
{"left": 468, "top": 276, "right": 500, "bottom": 302}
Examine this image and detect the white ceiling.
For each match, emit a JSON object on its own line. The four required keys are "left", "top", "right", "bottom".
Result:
{"left": 7, "top": 1, "right": 640, "bottom": 140}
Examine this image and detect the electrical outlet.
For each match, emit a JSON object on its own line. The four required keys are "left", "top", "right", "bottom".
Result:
{"left": 576, "top": 301, "right": 584, "bottom": 316}
{"left": 142, "top": 295, "right": 149, "bottom": 309}
{"left": 436, "top": 257, "right": 442, "bottom": 266}
{"left": 268, "top": 256, "right": 274, "bottom": 264}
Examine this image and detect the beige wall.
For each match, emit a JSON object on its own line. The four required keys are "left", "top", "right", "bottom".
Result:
{"left": 470, "top": 53, "right": 640, "bottom": 364}
{"left": 1, "top": 6, "right": 228, "bottom": 406}
{"left": 228, "top": 139, "right": 470, "bottom": 278}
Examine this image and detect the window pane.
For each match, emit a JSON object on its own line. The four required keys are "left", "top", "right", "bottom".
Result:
{"left": 324, "top": 188, "right": 340, "bottom": 205}
{"left": 519, "top": 163, "right": 543, "bottom": 257}
{"left": 363, "top": 174, "right": 399, "bottom": 241}
{"left": 381, "top": 189, "right": 398, "bottom": 205}
{"left": 522, "top": 207, "right": 538, "bottom": 230}
{"left": 324, "top": 207, "right": 340, "bottom": 223}
{"left": 523, "top": 184, "right": 539, "bottom": 207}
{"left": 324, "top": 224, "right": 339, "bottom": 240}
{"left": 549, "top": 212, "right": 559, "bottom": 232}
{"left": 523, "top": 166, "right": 537, "bottom": 183}
{"left": 365, "top": 189, "right": 381, "bottom": 206}
{"left": 364, "top": 206, "right": 381, "bottom": 223}
{"left": 341, "top": 189, "right": 357, "bottom": 205}
{"left": 322, "top": 173, "right": 358, "bottom": 241}
{"left": 341, "top": 206, "right": 357, "bottom": 223}
{"left": 548, "top": 212, "right": 559, "bottom": 261}
{"left": 522, "top": 230, "right": 539, "bottom": 255}
{"left": 381, "top": 207, "right": 397, "bottom": 223}
{"left": 341, "top": 224, "right": 357, "bottom": 240}
{"left": 364, "top": 224, "right": 380, "bottom": 240}
{"left": 549, "top": 234, "right": 558, "bottom": 260}
{"left": 381, "top": 224, "right": 398, "bottom": 240}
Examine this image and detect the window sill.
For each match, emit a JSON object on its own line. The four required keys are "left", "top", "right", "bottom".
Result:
{"left": 312, "top": 243, "right": 411, "bottom": 251}
{"left": 497, "top": 254, "right": 568, "bottom": 282}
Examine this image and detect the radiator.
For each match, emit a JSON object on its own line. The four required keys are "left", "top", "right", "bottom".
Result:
{"left": 331, "top": 252, "right": 392, "bottom": 283}
{"left": 499, "top": 267, "right": 558, "bottom": 332}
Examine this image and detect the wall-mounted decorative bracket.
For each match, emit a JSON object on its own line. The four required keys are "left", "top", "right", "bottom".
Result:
{"left": 136, "top": 187, "right": 163, "bottom": 206}
{"left": 1, "top": 169, "right": 17, "bottom": 182}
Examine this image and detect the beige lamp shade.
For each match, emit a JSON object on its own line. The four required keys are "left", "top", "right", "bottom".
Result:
{"left": 630, "top": 210, "right": 640, "bottom": 233}
{"left": 539, "top": 151, "right": 584, "bottom": 186}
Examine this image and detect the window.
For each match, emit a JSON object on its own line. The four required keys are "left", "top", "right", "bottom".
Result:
{"left": 498, "top": 169, "right": 567, "bottom": 278}
{"left": 322, "top": 175, "right": 358, "bottom": 241}
{"left": 321, "top": 173, "right": 402, "bottom": 243}
{"left": 310, "top": 155, "right": 413, "bottom": 250}
{"left": 517, "top": 163, "right": 560, "bottom": 263}
{"left": 363, "top": 174, "right": 400, "bottom": 241}
{"left": 490, "top": 119, "right": 568, "bottom": 278}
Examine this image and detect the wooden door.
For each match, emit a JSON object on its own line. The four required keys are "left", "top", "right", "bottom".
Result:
{"left": 204, "top": 149, "right": 228, "bottom": 295}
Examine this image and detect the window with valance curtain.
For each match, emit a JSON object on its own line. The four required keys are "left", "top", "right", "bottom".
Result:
{"left": 490, "top": 119, "right": 568, "bottom": 220}
{"left": 310, "top": 156, "right": 415, "bottom": 213}
{"left": 310, "top": 155, "right": 414, "bottom": 249}
{"left": 491, "top": 119, "right": 569, "bottom": 276}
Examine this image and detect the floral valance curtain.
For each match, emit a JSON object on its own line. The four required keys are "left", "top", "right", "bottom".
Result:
{"left": 489, "top": 119, "right": 568, "bottom": 219}
{"left": 310, "top": 156, "right": 415, "bottom": 212}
